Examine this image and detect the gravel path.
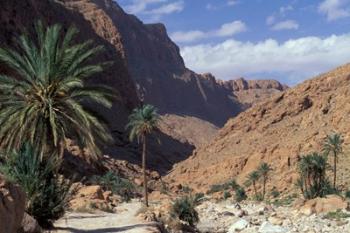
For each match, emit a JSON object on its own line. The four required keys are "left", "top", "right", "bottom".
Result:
{"left": 50, "top": 201, "right": 161, "bottom": 233}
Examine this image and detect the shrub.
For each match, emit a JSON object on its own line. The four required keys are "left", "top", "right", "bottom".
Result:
{"left": 207, "top": 179, "right": 238, "bottom": 194}
{"left": 90, "top": 171, "right": 135, "bottom": 202}
{"left": 0, "top": 144, "right": 72, "bottom": 228}
{"left": 235, "top": 186, "right": 247, "bottom": 202}
{"left": 345, "top": 190, "right": 350, "bottom": 199}
{"left": 271, "top": 187, "right": 280, "bottom": 198}
{"left": 171, "top": 195, "right": 199, "bottom": 226}
{"left": 324, "top": 209, "right": 350, "bottom": 220}
{"left": 223, "top": 191, "right": 232, "bottom": 199}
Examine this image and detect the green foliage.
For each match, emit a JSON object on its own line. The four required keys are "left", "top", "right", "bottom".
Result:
{"left": 90, "top": 171, "right": 135, "bottom": 202}
{"left": 270, "top": 195, "right": 296, "bottom": 207}
{"left": 297, "top": 152, "right": 335, "bottom": 199}
{"left": 345, "top": 190, "right": 350, "bottom": 199}
{"left": 324, "top": 209, "right": 350, "bottom": 221}
{"left": 207, "top": 179, "right": 238, "bottom": 194}
{"left": 0, "top": 21, "right": 114, "bottom": 160}
{"left": 181, "top": 185, "right": 193, "bottom": 194}
{"left": 0, "top": 144, "right": 72, "bottom": 227}
{"left": 235, "top": 186, "right": 247, "bottom": 202}
{"left": 258, "top": 162, "right": 272, "bottom": 200}
{"left": 194, "top": 192, "right": 205, "bottom": 203}
{"left": 223, "top": 191, "right": 232, "bottom": 199}
{"left": 126, "top": 104, "right": 160, "bottom": 142}
{"left": 270, "top": 187, "right": 280, "bottom": 198}
{"left": 171, "top": 195, "right": 199, "bottom": 226}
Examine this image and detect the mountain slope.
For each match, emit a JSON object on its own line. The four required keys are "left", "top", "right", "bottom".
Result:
{"left": 166, "top": 64, "right": 350, "bottom": 192}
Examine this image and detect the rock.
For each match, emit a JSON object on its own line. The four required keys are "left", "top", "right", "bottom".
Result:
{"left": 299, "top": 195, "right": 348, "bottom": 215}
{"left": 19, "top": 213, "right": 42, "bottom": 233}
{"left": 268, "top": 216, "right": 283, "bottom": 226}
{"left": 228, "top": 219, "right": 249, "bottom": 232}
{"left": 258, "top": 221, "right": 289, "bottom": 233}
{"left": 102, "top": 191, "right": 113, "bottom": 201}
{"left": 77, "top": 185, "right": 104, "bottom": 200}
{"left": 221, "top": 211, "right": 235, "bottom": 217}
{"left": 0, "top": 175, "right": 26, "bottom": 233}
{"left": 237, "top": 210, "right": 248, "bottom": 217}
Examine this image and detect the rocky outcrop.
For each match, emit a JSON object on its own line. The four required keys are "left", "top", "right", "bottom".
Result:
{"left": 0, "top": 175, "right": 26, "bottom": 233}
{"left": 166, "top": 63, "right": 350, "bottom": 192}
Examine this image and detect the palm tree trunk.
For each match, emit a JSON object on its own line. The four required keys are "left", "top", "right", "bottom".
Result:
{"left": 333, "top": 153, "right": 337, "bottom": 189}
{"left": 253, "top": 182, "right": 257, "bottom": 197}
{"left": 263, "top": 177, "right": 266, "bottom": 200}
{"left": 142, "top": 135, "right": 148, "bottom": 207}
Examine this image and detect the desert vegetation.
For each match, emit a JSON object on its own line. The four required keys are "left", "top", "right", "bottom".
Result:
{"left": 126, "top": 104, "right": 160, "bottom": 207}
{"left": 0, "top": 21, "right": 115, "bottom": 228}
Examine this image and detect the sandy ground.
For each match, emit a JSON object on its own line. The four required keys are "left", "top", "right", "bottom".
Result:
{"left": 49, "top": 201, "right": 161, "bottom": 233}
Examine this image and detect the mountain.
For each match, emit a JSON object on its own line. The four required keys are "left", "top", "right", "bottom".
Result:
{"left": 99, "top": 1, "right": 287, "bottom": 126}
{"left": 0, "top": 0, "right": 194, "bottom": 174}
{"left": 166, "top": 64, "right": 350, "bottom": 193}
{"left": 0, "top": 0, "right": 287, "bottom": 175}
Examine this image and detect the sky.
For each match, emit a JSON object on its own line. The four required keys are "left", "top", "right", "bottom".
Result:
{"left": 117, "top": 0, "right": 350, "bottom": 86}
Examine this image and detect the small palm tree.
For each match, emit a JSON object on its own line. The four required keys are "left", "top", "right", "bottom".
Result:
{"left": 323, "top": 133, "right": 343, "bottom": 189}
{"left": 258, "top": 162, "right": 272, "bottom": 200}
{"left": 245, "top": 170, "right": 260, "bottom": 198}
{"left": 126, "top": 104, "right": 160, "bottom": 206}
{"left": 0, "top": 21, "right": 114, "bottom": 160}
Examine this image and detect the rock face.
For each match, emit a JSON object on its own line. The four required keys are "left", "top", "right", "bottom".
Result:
{"left": 101, "top": 2, "right": 286, "bottom": 126}
{"left": 166, "top": 63, "right": 350, "bottom": 192}
{"left": 299, "top": 195, "right": 349, "bottom": 215}
{"left": 0, "top": 175, "right": 26, "bottom": 233}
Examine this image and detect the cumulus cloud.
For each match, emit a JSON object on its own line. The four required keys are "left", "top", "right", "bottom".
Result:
{"left": 123, "top": 0, "right": 184, "bottom": 20}
{"left": 271, "top": 20, "right": 299, "bottom": 31}
{"left": 318, "top": 0, "right": 350, "bottom": 21}
{"left": 227, "top": 0, "right": 238, "bottom": 6}
{"left": 180, "top": 34, "right": 350, "bottom": 85}
{"left": 170, "top": 21, "right": 247, "bottom": 43}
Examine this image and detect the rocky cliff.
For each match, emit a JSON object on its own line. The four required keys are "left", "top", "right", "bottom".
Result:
{"left": 166, "top": 64, "right": 350, "bottom": 192}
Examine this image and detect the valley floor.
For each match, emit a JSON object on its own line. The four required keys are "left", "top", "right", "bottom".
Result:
{"left": 49, "top": 201, "right": 161, "bottom": 233}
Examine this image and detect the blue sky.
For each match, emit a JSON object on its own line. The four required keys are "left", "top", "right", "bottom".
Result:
{"left": 117, "top": 0, "right": 350, "bottom": 85}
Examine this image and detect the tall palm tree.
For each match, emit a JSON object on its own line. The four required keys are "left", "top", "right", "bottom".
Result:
{"left": 258, "top": 162, "right": 272, "bottom": 200}
{"left": 323, "top": 133, "right": 343, "bottom": 189}
{"left": 0, "top": 21, "right": 114, "bottom": 160}
{"left": 245, "top": 170, "right": 260, "bottom": 198}
{"left": 126, "top": 104, "right": 159, "bottom": 206}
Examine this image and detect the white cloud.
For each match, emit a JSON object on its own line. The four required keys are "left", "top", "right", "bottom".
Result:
{"left": 148, "top": 1, "right": 184, "bottom": 15}
{"left": 271, "top": 20, "right": 299, "bottom": 31}
{"left": 124, "top": 0, "right": 166, "bottom": 14}
{"left": 318, "top": 0, "right": 350, "bottom": 21}
{"left": 123, "top": 0, "right": 184, "bottom": 20}
{"left": 170, "top": 21, "right": 247, "bottom": 43}
{"left": 279, "top": 5, "right": 293, "bottom": 15}
{"left": 266, "top": 15, "right": 275, "bottom": 25}
{"left": 180, "top": 34, "right": 350, "bottom": 85}
{"left": 227, "top": 0, "right": 238, "bottom": 6}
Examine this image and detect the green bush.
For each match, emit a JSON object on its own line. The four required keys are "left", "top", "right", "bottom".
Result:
{"left": 171, "top": 195, "right": 199, "bottom": 226}
{"left": 223, "top": 191, "right": 232, "bottom": 199}
{"left": 324, "top": 209, "right": 350, "bottom": 220}
{"left": 235, "top": 186, "right": 247, "bottom": 202}
{"left": 0, "top": 144, "right": 72, "bottom": 228}
{"left": 90, "top": 171, "right": 135, "bottom": 202}
{"left": 345, "top": 190, "right": 350, "bottom": 199}
{"left": 207, "top": 179, "right": 239, "bottom": 194}
{"left": 271, "top": 187, "right": 280, "bottom": 198}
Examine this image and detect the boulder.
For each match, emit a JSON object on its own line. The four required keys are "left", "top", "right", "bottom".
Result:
{"left": 228, "top": 219, "right": 249, "bottom": 232}
{"left": 76, "top": 185, "right": 104, "bottom": 200}
{"left": 258, "top": 221, "right": 289, "bottom": 233}
{"left": 0, "top": 175, "right": 26, "bottom": 233}
{"left": 299, "top": 195, "right": 348, "bottom": 215}
{"left": 19, "top": 213, "right": 42, "bottom": 233}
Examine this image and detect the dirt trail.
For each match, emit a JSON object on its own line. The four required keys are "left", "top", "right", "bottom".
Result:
{"left": 50, "top": 201, "right": 161, "bottom": 233}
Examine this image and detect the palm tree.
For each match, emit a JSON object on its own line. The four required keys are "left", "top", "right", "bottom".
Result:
{"left": 0, "top": 21, "right": 114, "bottom": 160}
{"left": 258, "top": 162, "right": 272, "bottom": 200}
{"left": 126, "top": 104, "right": 160, "bottom": 206}
{"left": 245, "top": 170, "right": 260, "bottom": 198}
{"left": 323, "top": 133, "right": 343, "bottom": 189}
